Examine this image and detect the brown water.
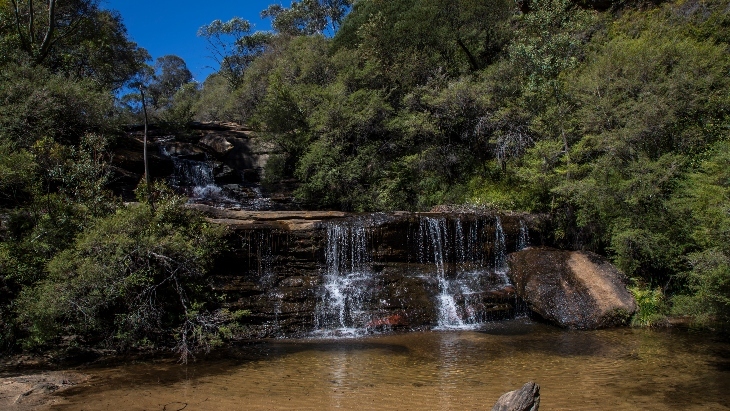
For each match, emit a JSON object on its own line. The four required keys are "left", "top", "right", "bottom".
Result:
{"left": 51, "top": 320, "right": 730, "bottom": 411}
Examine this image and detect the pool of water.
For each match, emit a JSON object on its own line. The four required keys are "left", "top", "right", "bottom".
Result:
{"left": 51, "top": 320, "right": 730, "bottom": 410}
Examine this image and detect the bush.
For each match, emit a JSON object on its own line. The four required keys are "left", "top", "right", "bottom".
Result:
{"left": 15, "top": 187, "right": 229, "bottom": 361}
{"left": 629, "top": 284, "right": 669, "bottom": 327}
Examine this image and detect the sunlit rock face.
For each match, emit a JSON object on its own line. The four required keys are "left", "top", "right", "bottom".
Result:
{"left": 199, "top": 206, "right": 548, "bottom": 338}
{"left": 508, "top": 247, "right": 637, "bottom": 329}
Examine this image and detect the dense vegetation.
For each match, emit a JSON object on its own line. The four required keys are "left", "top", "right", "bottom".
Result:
{"left": 0, "top": 0, "right": 234, "bottom": 360}
{"left": 0, "top": 0, "right": 728, "bottom": 359}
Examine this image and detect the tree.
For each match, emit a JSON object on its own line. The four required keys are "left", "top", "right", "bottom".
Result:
{"left": 8, "top": 0, "right": 96, "bottom": 65}
{"left": 332, "top": 0, "right": 514, "bottom": 88}
{"left": 148, "top": 55, "right": 193, "bottom": 109}
{"left": 3, "top": 1, "right": 148, "bottom": 89}
{"left": 198, "top": 17, "right": 272, "bottom": 88}
{"left": 261, "top": 0, "right": 354, "bottom": 36}
{"left": 15, "top": 192, "right": 229, "bottom": 360}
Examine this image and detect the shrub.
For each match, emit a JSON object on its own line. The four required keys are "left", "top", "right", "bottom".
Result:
{"left": 629, "top": 284, "right": 669, "bottom": 327}
{"left": 16, "top": 187, "right": 229, "bottom": 361}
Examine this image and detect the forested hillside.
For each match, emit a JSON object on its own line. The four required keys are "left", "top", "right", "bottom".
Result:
{"left": 0, "top": 0, "right": 728, "bottom": 357}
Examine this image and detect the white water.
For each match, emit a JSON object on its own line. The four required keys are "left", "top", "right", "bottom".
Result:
{"left": 420, "top": 217, "right": 466, "bottom": 330}
{"left": 314, "top": 215, "right": 517, "bottom": 335}
{"left": 518, "top": 219, "right": 530, "bottom": 251}
{"left": 493, "top": 216, "right": 510, "bottom": 285}
{"left": 159, "top": 146, "right": 236, "bottom": 204}
{"left": 315, "top": 221, "right": 374, "bottom": 337}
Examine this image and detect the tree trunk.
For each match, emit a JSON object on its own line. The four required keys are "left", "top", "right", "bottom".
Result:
{"left": 456, "top": 36, "right": 480, "bottom": 72}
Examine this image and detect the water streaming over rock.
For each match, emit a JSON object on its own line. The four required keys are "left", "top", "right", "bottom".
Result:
{"left": 419, "top": 217, "right": 465, "bottom": 329}
{"left": 493, "top": 217, "right": 510, "bottom": 285}
{"left": 518, "top": 219, "right": 530, "bottom": 251}
{"left": 315, "top": 220, "right": 377, "bottom": 336}
{"left": 227, "top": 213, "right": 526, "bottom": 338}
{"left": 159, "top": 145, "right": 235, "bottom": 204}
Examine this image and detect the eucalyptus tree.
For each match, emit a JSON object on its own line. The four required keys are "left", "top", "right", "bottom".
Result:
{"left": 198, "top": 17, "right": 272, "bottom": 88}
{"left": 261, "top": 0, "right": 354, "bottom": 36}
{"left": 148, "top": 55, "right": 193, "bottom": 109}
{"left": 2, "top": 0, "right": 147, "bottom": 89}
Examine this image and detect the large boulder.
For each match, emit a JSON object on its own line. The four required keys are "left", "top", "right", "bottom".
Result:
{"left": 492, "top": 382, "right": 540, "bottom": 411}
{"left": 508, "top": 247, "right": 636, "bottom": 329}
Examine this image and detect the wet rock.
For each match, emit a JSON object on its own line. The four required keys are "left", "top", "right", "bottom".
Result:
{"left": 241, "top": 168, "right": 261, "bottom": 183}
{"left": 366, "top": 314, "right": 408, "bottom": 329}
{"left": 508, "top": 247, "right": 636, "bottom": 329}
{"left": 214, "top": 165, "right": 241, "bottom": 185}
{"left": 492, "top": 381, "right": 540, "bottom": 411}
{"left": 0, "top": 372, "right": 87, "bottom": 411}
{"left": 109, "top": 137, "right": 175, "bottom": 201}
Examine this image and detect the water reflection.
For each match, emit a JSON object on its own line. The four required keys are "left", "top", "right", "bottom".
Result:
{"left": 51, "top": 321, "right": 730, "bottom": 411}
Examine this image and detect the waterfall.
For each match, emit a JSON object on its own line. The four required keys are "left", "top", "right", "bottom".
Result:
{"left": 518, "top": 220, "right": 530, "bottom": 251}
{"left": 420, "top": 217, "right": 465, "bottom": 329}
{"left": 170, "top": 158, "right": 215, "bottom": 188}
{"left": 307, "top": 214, "right": 521, "bottom": 336}
{"left": 315, "top": 220, "right": 375, "bottom": 336}
{"left": 159, "top": 145, "right": 234, "bottom": 204}
{"left": 493, "top": 216, "right": 510, "bottom": 285}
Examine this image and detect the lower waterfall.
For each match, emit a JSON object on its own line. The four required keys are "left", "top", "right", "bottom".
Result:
{"left": 314, "top": 221, "right": 377, "bottom": 336}
{"left": 312, "top": 214, "right": 522, "bottom": 335}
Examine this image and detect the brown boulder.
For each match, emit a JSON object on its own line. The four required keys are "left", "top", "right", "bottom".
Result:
{"left": 492, "top": 381, "right": 540, "bottom": 411}
{"left": 508, "top": 247, "right": 636, "bottom": 329}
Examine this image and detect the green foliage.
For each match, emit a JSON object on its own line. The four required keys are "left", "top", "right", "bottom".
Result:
{"left": 629, "top": 284, "right": 669, "bottom": 327}
{"left": 672, "top": 250, "right": 730, "bottom": 328}
{"left": 198, "top": 17, "right": 273, "bottom": 88}
{"left": 0, "top": 1, "right": 148, "bottom": 353}
{"left": 16, "top": 188, "right": 227, "bottom": 359}
{"left": 334, "top": 0, "right": 514, "bottom": 87}
{"left": 0, "top": 62, "right": 115, "bottom": 148}
{"left": 0, "top": 142, "right": 37, "bottom": 207}
{"left": 262, "top": 0, "right": 354, "bottom": 36}
{"left": 158, "top": 82, "right": 199, "bottom": 127}
{"left": 193, "top": 74, "right": 238, "bottom": 122}
{"left": 0, "top": 1, "right": 147, "bottom": 89}
{"left": 148, "top": 55, "right": 194, "bottom": 110}
{"left": 670, "top": 140, "right": 730, "bottom": 328}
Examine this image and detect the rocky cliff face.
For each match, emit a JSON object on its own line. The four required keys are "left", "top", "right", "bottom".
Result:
{"left": 195, "top": 205, "right": 548, "bottom": 337}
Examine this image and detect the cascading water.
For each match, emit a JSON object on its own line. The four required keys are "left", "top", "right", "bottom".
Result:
{"left": 420, "top": 217, "right": 465, "bottom": 329}
{"left": 159, "top": 145, "right": 235, "bottom": 205}
{"left": 518, "top": 220, "right": 530, "bottom": 251}
{"left": 304, "top": 214, "right": 523, "bottom": 337}
{"left": 417, "top": 215, "right": 516, "bottom": 329}
{"left": 493, "top": 216, "right": 510, "bottom": 285}
{"left": 315, "top": 220, "right": 376, "bottom": 336}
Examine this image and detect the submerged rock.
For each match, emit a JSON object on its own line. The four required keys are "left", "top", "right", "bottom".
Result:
{"left": 508, "top": 247, "right": 636, "bottom": 329}
{"left": 492, "top": 381, "right": 540, "bottom": 411}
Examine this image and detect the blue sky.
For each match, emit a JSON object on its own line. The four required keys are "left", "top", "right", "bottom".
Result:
{"left": 103, "top": 0, "right": 276, "bottom": 81}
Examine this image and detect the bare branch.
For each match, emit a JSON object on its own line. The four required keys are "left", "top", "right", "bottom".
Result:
{"left": 10, "top": 0, "right": 30, "bottom": 53}
{"left": 35, "top": 0, "right": 57, "bottom": 64}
